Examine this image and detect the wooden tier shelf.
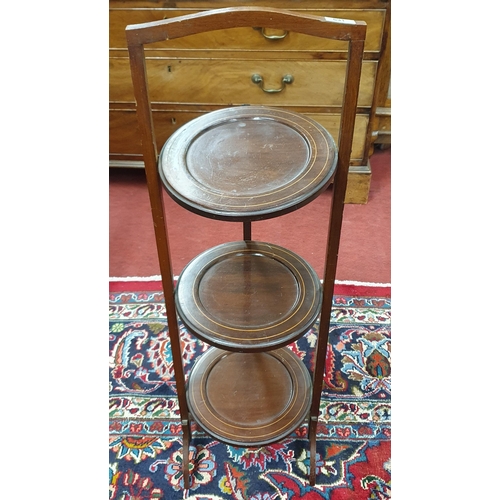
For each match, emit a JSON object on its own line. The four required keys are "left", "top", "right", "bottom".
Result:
{"left": 187, "top": 347, "right": 312, "bottom": 446}
{"left": 159, "top": 106, "right": 337, "bottom": 221}
{"left": 175, "top": 240, "right": 322, "bottom": 352}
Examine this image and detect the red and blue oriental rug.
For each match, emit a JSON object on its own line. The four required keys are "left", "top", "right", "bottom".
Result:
{"left": 109, "top": 290, "right": 391, "bottom": 499}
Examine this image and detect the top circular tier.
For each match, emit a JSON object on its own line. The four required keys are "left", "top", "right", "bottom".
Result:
{"left": 159, "top": 106, "right": 337, "bottom": 221}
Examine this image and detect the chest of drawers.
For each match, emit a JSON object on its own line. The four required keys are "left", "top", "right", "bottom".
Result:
{"left": 109, "top": 0, "right": 391, "bottom": 203}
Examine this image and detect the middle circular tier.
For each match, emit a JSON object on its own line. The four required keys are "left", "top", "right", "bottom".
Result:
{"left": 175, "top": 240, "right": 322, "bottom": 351}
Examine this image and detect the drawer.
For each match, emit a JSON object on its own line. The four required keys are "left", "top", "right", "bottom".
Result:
{"left": 110, "top": 57, "right": 377, "bottom": 107}
{"left": 110, "top": 8, "right": 386, "bottom": 53}
{"left": 109, "top": 109, "right": 369, "bottom": 162}
{"left": 110, "top": 109, "right": 198, "bottom": 157}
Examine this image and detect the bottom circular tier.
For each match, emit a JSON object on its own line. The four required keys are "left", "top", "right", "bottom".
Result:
{"left": 187, "top": 347, "right": 312, "bottom": 446}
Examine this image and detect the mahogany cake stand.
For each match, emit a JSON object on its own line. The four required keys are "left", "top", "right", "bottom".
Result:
{"left": 125, "top": 6, "right": 366, "bottom": 488}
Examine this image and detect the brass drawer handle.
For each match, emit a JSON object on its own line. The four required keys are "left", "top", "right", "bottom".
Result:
{"left": 251, "top": 74, "right": 294, "bottom": 93}
{"left": 254, "top": 27, "right": 289, "bottom": 40}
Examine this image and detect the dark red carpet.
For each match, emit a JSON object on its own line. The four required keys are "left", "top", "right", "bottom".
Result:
{"left": 109, "top": 148, "right": 390, "bottom": 286}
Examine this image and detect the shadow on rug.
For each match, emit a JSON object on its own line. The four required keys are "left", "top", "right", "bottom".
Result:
{"left": 109, "top": 291, "right": 391, "bottom": 499}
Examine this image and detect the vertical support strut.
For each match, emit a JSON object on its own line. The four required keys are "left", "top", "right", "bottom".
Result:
{"left": 243, "top": 221, "right": 252, "bottom": 241}
{"left": 127, "top": 43, "right": 192, "bottom": 489}
{"left": 308, "top": 38, "right": 365, "bottom": 485}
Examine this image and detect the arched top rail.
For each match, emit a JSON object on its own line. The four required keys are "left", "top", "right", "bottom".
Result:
{"left": 126, "top": 6, "right": 367, "bottom": 47}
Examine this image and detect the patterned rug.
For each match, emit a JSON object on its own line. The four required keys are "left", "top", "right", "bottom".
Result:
{"left": 109, "top": 291, "right": 391, "bottom": 499}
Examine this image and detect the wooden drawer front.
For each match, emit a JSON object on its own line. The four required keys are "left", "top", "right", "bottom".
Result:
{"left": 110, "top": 110, "right": 198, "bottom": 156}
{"left": 110, "top": 58, "right": 376, "bottom": 108}
{"left": 109, "top": 110, "right": 141, "bottom": 156}
{"left": 110, "top": 110, "right": 368, "bottom": 162}
{"left": 110, "top": 8, "right": 385, "bottom": 53}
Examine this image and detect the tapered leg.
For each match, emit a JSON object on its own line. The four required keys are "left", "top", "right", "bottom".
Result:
{"left": 182, "top": 418, "right": 192, "bottom": 488}
{"left": 309, "top": 415, "right": 318, "bottom": 485}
